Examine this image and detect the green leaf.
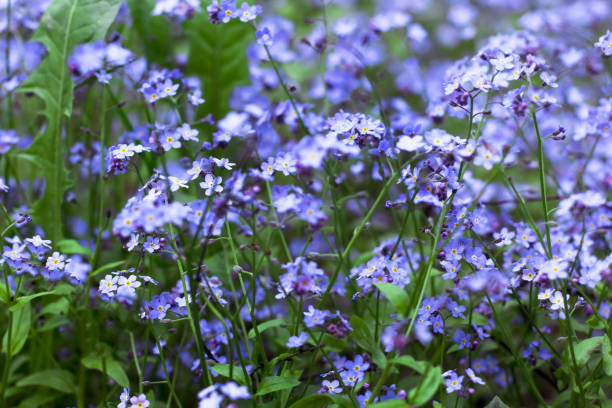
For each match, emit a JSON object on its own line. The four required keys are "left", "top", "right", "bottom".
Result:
{"left": 126, "top": 0, "right": 171, "bottom": 65}
{"left": 248, "top": 318, "right": 285, "bottom": 339}
{"left": 391, "top": 355, "right": 428, "bottom": 374}
{"left": 0, "top": 281, "right": 10, "bottom": 304}
{"left": 406, "top": 364, "right": 441, "bottom": 406}
{"left": 56, "top": 239, "right": 92, "bottom": 256}
{"left": 370, "top": 399, "right": 409, "bottom": 408}
{"left": 573, "top": 336, "right": 603, "bottom": 366}
{"left": 2, "top": 303, "right": 31, "bottom": 356}
{"left": 10, "top": 291, "right": 57, "bottom": 311}
{"left": 350, "top": 315, "right": 373, "bottom": 352}
{"left": 16, "top": 0, "right": 122, "bottom": 242}
{"left": 289, "top": 394, "right": 352, "bottom": 408}
{"left": 484, "top": 396, "right": 511, "bottom": 408}
{"left": 40, "top": 297, "right": 70, "bottom": 315}
{"left": 16, "top": 369, "right": 75, "bottom": 393}
{"left": 81, "top": 353, "right": 130, "bottom": 388}
{"left": 375, "top": 282, "right": 410, "bottom": 315}
{"left": 350, "top": 315, "right": 387, "bottom": 367}
{"left": 601, "top": 337, "right": 612, "bottom": 376}
{"left": 90, "top": 260, "right": 126, "bottom": 278}
{"left": 17, "top": 392, "right": 60, "bottom": 408}
{"left": 255, "top": 376, "right": 301, "bottom": 396}
{"left": 186, "top": 15, "right": 251, "bottom": 119}
{"left": 211, "top": 363, "right": 247, "bottom": 385}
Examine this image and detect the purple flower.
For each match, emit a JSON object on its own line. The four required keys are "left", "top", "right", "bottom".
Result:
{"left": 286, "top": 332, "right": 308, "bottom": 348}
{"left": 128, "top": 394, "right": 150, "bottom": 408}
{"left": 256, "top": 27, "right": 273, "bottom": 46}
{"left": 200, "top": 174, "right": 224, "bottom": 196}
{"left": 322, "top": 379, "right": 341, "bottom": 394}
{"left": 443, "top": 370, "right": 463, "bottom": 393}
{"left": 303, "top": 305, "right": 328, "bottom": 328}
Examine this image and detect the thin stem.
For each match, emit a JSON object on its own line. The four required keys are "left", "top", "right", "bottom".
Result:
{"left": 531, "top": 109, "right": 552, "bottom": 256}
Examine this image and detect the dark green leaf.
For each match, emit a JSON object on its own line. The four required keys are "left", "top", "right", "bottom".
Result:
{"left": 350, "top": 315, "right": 373, "bottom": 352}
{"left": 2, "top": 303, "right": 31, "bottom": 356}
{"left": 255, "top": 376, "right": 301, "bottom": 396}
{"left": 16, "top": 0, "right": 122, "bottom": 241}
{"left": 16, "top": 369, "right": 75, "bottom": 393}
{"left": 16, "top": 392, "right": 60, "bottom": 408}
{"left": 248, "top": 318, "right": 285, "bottom": 339}
{"left": 375, "top": 282, "right": 410, "bottom": 315}
{"left": 601, "top": 337, "right": 612, "bottom": 376}
{"left": 186, "top": 15, "right": 251, "bottom": 119}
{"left": 289, "top": 394, "right": 352, "bottom": 408}
{"left": 81, "top": 353, "right": 130, "bottom": 388}
{"left": 406, "top": 364, "right": 441, "bottom": 406}
{"left": 484, "top": 396, "right": 511, "bottom": 408}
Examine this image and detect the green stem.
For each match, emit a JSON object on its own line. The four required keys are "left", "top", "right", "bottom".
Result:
{"left": 317, "top": 170, "right": 398, "bottom": 306}
{"left": 531, "top": 109, "right": 552, "bottom": 256}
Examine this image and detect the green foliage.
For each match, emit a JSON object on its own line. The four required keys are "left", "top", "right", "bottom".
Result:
{"left": 248, "top": 318, "right": 285, "bottom": 338}
{"left": 16, "top": 0, "right": 122, "bottom": 242}
{"left": 81, "top": 353, "right": 130, "bottom": 388}
{"left": 484, "top": 396, "right": 511, "bottom": 408}
{"left": 15, "top": 369, "right": 76, "bottom": 393}
{"left": 2, "top": 303, "right": 31, "bottom": 356}
{"left": 370, "top": 399, "right": 409, "bottom": 407}
{"left": 375, "top": 282, "right": 409, "bottom": 315}
{"left": 406, "top": 363, "right": 441, "bottom": 406}
{"left": 255, "top": 376, "right": 301, "bottom": 396}
{"left": 350, "top": 315, "right": 387, "bottom": 367}
{"left": 186, "top": 16, "right": 252, "bottom": 119}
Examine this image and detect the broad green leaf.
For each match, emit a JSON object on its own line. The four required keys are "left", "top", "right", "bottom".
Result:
{"left": 2, "top": 303, "right": 31, "bottom": 356}
{"left": 255, "top": 376, "right": 301, "bottom": 396}
{"left": 375, "top": 282, "right": 410, "bottom": 315}
{"left": 40, "top": 297, "right": 70, "bottom": 316}
{"left": 406, "top": 364, "right": 441, "bottom": 406}
{"left": 10, "top": 291, "right": 57, "bottom": 311}
{"left": 484, "top": 396, "right": 511, "bottom": 408}
{"left": 16, "top": 0, "right": 122, "bottom": 242}
{"left": 350, "top": 315, "right": 387, "bottom": 367}
{"left": 289, "top": 394, "right": 352, "bottom": 408}
{"left": 370, "top": 399, "right": 409, "bottom": 408}
{"left": 392, "top": 355, "right": 428, "bottom": 374}
{"left": 288, "top": 394, "right": 333, "bottom": 408}
{"left": 248, "top": 318, "right": 285, "bottom": 339}
{"left": 56, "top": 239, "right": 92, "bottom": 256}
{"left": 15, "top": 369, "right": 75, "bottom": 393}
{"left": 350, "top": 315, "right": 373, "bottom": 352}
{"left": 81, "top": 353, "right": 130, "bottom": 388}
{"left": 186, "top": 15, "right": 252, "bottom": 119}
{"left": 211, "top": 363, "right": 247, "bottom": 385}
{"left": 573, "top": 336, "right": 603, "bottom": 366}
